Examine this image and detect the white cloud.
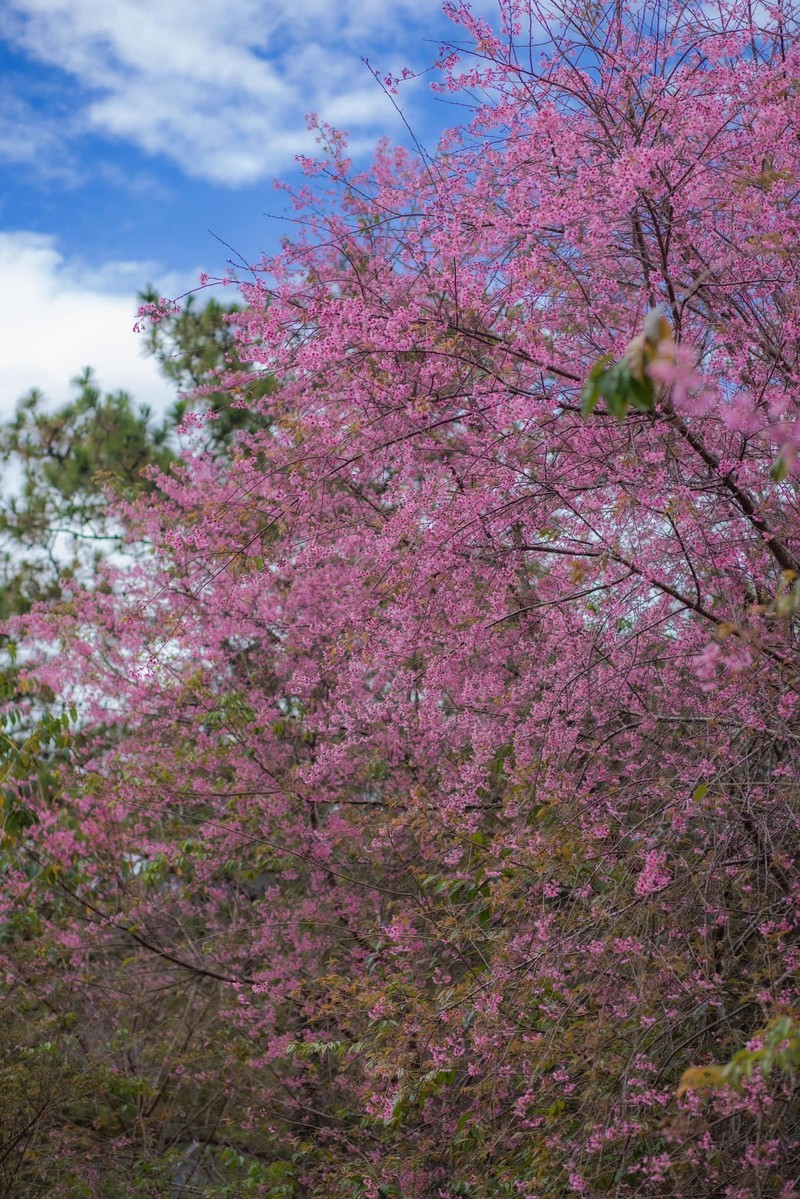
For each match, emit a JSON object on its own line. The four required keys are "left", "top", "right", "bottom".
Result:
{"left": 0, "top": 231, "right": 183, "bottom": 419}
{"left": 0, "top": 0, "right": 445, "bottom": 186}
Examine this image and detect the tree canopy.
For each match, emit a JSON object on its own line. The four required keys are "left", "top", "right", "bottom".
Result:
{"left": 2, "top": 1, "right": 799, "bottom": 1196}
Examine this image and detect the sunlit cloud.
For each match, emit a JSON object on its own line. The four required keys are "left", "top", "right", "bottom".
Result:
{"left": 0, "top": 0, "right": 445, "bottom": 185}
{"left": 0, "top": 231, "right": 184, "bottom": 418}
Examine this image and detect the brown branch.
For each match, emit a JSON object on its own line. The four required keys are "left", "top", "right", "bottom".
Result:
{"left": 661, "top": 398, "right": 800, "bottom": 575}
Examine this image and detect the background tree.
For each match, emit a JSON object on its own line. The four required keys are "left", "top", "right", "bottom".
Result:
{"left": 138, "top": 285, "right": 276, "bottom": 454}
{"left": 0, "top": 289, "right": 278, "bottom": 1199}
{"left": 0, "top": 370, "right": 175, "bottom": 623}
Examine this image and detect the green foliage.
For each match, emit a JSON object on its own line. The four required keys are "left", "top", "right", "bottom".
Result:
{"left": 580, "top": 354, "right": 655, "bottom": 420}
{"left": 0, "top": 370, "right": 174, "bottom": 618}
{"left": 581, "top": 312, "right": 674, "bottom": 421}
{"left": 722, "top": 1014, "right": 800, "bottom": 1087}
{"left": 138, "top": 285, "right": 277, "bottom": 450}
{"left": 0, "top": 664, "right": 75, "bottom": 848}
{"left": 286, "top": 1039, "right": 347, "bottom": 1060}
{"left": 219, "top": 1148, "right": 299, "bottom": 1197}
{"left": 677, "top": 1015, "right": 800, "bottom": 1098}
{"left": 4, "top": 369, "right": 173, "bottom": 501}
{"left": 0, "top": 287, "right": 271, "bottom": 621}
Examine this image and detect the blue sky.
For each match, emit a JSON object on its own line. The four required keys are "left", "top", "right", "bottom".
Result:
{"left": 0, "top": 0, "right": 476, "bottom": 415}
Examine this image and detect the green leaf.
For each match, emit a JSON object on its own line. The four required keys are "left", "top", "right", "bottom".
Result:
{"left": 581, "top": 353, "right": 615, "bottom": 418}
{"left": 771, "top": 453, "right": 790, "bottom": 483}
{"left": 604, "top": 388, "right": 629, "bottom": 421}
{"left": 627, "top": 375, "right": 655, "bottom": 412}
{"left": 580, "top": 380, "right": 601, "bottom": 418}
{"left": 587, "top": 352, "right": 615, "bottom": 381}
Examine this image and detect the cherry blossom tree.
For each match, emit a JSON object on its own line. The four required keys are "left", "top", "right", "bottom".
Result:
{"left": 4, "top": 0, "right": 800, "bottom": 1195}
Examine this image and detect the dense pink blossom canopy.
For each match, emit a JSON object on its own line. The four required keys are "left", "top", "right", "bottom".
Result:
{"left": 4, "top": 1, "right": 800, "bottom": 1195}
